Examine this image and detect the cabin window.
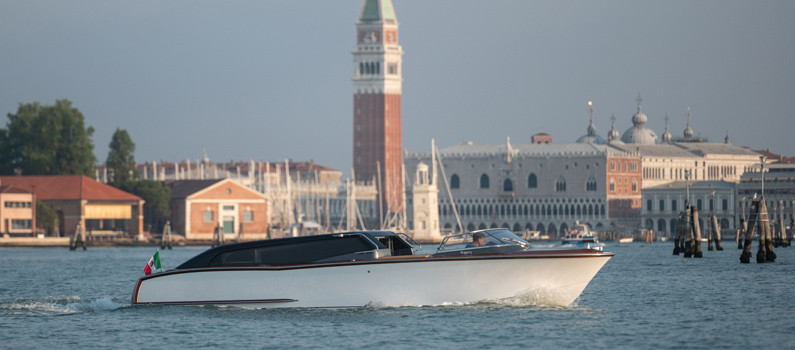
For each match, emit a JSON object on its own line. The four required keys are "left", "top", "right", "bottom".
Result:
{"left": 203, "top": 211, "right": 213, "bottom": 222}
{"left": 208, "top": 236, "right": 379, "bottom": 266}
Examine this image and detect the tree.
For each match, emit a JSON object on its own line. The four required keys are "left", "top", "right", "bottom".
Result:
{"left": 106, "top": 128, "right": 138, "bottom": 185}
{"left": 36, "top": 200, "right": 57, "bottom": 234}
{"left": 118, "top": 180, "right": 171, "bottom": 233}
{"left": 0, "top": 99, "right": 96, "bottom": 176}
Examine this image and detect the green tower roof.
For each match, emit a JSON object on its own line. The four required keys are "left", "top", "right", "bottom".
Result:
{"left": 360, "top": 0, "right": 396, "bottom": 22}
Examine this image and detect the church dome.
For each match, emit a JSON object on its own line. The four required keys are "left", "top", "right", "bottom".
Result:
{"left": 620, "top": 104, "right": 658, "bottom": 145}
{"left": 576, "top": 120, "right": 606, "bottom": 144}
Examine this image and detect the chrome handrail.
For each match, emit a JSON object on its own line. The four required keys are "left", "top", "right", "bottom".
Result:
{"left": 397, "top": 232, "right": 422, "bottom": 253}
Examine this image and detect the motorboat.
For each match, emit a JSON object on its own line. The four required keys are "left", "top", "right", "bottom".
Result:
{"left": 562, "top": 221, "right": 599, "bottom": 247}
{"left": 618, "top": 237, "right": 634, "bottom": 244}
{"left": 131, "top": 229, "right": 613, "bottom": 308}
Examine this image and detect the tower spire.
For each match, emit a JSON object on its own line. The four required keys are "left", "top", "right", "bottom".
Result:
{"left": 684, "top": 106, "right": 693, "bottom": 139}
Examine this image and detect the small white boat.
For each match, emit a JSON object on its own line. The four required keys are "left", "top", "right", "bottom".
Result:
{"left": 619, "top": 237, "right": 634, "bottom": 244}
{"left": 131, "top": 229, "right": 613, "bottom": 308}
{"left": 562, "top": 222, "right": 599, "bottom": 247}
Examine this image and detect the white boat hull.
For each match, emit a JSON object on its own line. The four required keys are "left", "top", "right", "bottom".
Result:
{"left": 133, "top": 251, "right": 613, "bottom": 308}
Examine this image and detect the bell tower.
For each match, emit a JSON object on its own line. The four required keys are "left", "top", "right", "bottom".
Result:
{"left": 353, "top": 0, "right": 403, "bottom": 212}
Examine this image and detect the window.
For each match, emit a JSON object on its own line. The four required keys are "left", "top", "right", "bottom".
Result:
{"left": 630, "top": 162, "right": 638, "bottom": 171}
{"left": 527, "top": 173, "right": 537, "bottom": 188}
{"left": 647, "top": 199, "right": 653, "bottom": 212}
{"left": 4, "top": 202, "right": 31, "bottom": 208}
{"left": 659, "top": 200, "right": 665, "bottom": 212}
{"left": 610, "top": 162, "right": 616, "bottom": 171}
{"left": 555, "top": 177, "right": 566, "bottom": 192}
{"left": 388, "top": 63, "right": 398, "bottom": 75}
{"left": 480, "top": 174, "right": 490, "bottom": 189}
{"left": 243, "top": 211, "right": 253, "bottom": 222}
{"left": 586, "top": 177, "right": 597, "bottom": 191}
{"left": 609, "top": 179, "right": 616, "bottom": 192}
{"left": 709, "top": 199, "right": 714, "bottom": 211}
{"left": 223, "top": 216, "right": 234, "bottom": 233}
{"left": 223, "top": 205, "right": 234, "bottom": 210}
{"left": 672, "top": 200, "right": 678, "bottom": 212}
{"left": 12, "top": 219, "right": 31, "bottom": 229}
{"left": 631, "top": 179, "right": 638, "bottom": 192}
{"left": 450, "top": 174, "right": 460, "bottom": 189}
{"left": 697, "top": 199, "right": 703, "bottom": 211}
{"left": 503, "top": 179, "right": 513, "bottom": 192}
{"left": 204, "top": 211, "right": 214, "bottom": 222}
{"left": 722, "top": 199, "right": 728, "bottom": 211}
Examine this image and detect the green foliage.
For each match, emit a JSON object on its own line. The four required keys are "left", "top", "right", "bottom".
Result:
{"left": 35, "top": 200, "right": 57, "bottom": 231}
{"left": 118, "top": 180, "right": 171, "bottom": 233}
{"left": 106, "top": 128, "right": 138, "bottom": 184}
{"left": 0, "top": 99, "right": 96, "bottom": 176}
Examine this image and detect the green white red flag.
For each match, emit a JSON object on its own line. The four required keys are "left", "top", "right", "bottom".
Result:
{"left": 144, "top": 250, "right": 162, "bottom": 275}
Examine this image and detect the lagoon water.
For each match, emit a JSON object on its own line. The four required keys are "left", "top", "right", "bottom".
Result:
{"left": 2, "top": 243, "right": 794, "bottom": 349}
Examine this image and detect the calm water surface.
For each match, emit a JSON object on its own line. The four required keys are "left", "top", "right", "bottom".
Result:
{"left": 1, "top": 243, "right": 794, "bottom": 349}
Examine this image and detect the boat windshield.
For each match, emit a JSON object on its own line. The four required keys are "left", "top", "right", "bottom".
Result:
{"left": 569, "top": 225, "right": 590, "bottom": 237}
{"left": 436, "top": 229, "right": 530, "bottom": 252}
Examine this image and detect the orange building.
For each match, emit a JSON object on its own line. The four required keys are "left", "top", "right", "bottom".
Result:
{"left": 168, "top": 179, "right": 269, "bottom": 241}
{"left": 606, "top": 155, "right": 642, "bottom": 224}
{"left": 0, "top": 181, "right": 36, "bottom": 236}
{"left": 0, "top": 176, "right": 144, "bottom": 237}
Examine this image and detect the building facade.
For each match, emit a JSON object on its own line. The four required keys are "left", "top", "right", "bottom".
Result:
{"left": 352, "top": 0, "right": 404, "bottom": 213}
{"left": 0, "top": 181, "right": 35, "bottom": 236}
{"left": 0, "top": 175, "right": 144, "bottom": 237}
{"left": 641, "top": 181, "right": 736, "bottom": 236}
{"left": 405, "top": 140, "right": 642, "bottom": 237}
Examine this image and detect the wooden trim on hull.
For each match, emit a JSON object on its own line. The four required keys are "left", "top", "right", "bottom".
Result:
{"left": 134, "top": 298, "right": 298, "bottom": 306}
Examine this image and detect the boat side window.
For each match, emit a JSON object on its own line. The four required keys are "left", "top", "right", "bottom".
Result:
{"left": 208, "top": 236, "right": 378, "bottom": 266}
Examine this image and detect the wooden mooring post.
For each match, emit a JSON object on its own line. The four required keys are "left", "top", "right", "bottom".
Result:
{"left": 673, "top": 211, "right": 686, "bottom": 255}
{"left": 211, "top": 224, "right": 225, "bottom": 247}
{"left": 709, "top": 214, "right": 723, "bottom": 251}
{"left": 160, "top": 221, "right": 172, "bottom": 250}
{"left": 691, "top": 206, "right": 703, "bottom": 258}
{"left": 737, "top": 219, "right": 747, "bottom": 249}
{"left": 69, "top": 224, "right": 87, "bottom": 250}
{"left": 739, "top": 197, "right": 776, "bottom": 263}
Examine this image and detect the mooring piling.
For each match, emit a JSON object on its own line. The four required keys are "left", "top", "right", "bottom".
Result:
{"left": 69, "top": 224, "right": 87, "bottom": 251}
{"left": 710, "top": 214, "right": 723, "bottom": 250}
{"left": 160, "top": 221, "right": 172, "bottom": 250}
{"left": 691, "top": 206, "right": 703, "bottom": 258}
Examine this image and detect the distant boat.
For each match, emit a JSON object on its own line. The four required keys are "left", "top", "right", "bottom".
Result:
{"left": 562, "top": 221, "right": 600, "bottom": 248}
{"left": 619, "top": 237, "right": 634, "bottom": 244}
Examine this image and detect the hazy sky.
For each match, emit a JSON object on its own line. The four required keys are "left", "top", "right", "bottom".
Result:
{"left": 2, "top": 1, "right": 794, "bottom": 176}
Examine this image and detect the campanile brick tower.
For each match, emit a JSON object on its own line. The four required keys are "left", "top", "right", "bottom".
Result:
{"left": 353, "top": 0, "right": 403, "bottom": 213}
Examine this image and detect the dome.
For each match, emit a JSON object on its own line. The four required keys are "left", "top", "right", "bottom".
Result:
{"left": 684, "top": 126, "right": 693, "bottom": 139}
{"left": 662, "top": 130, "right": 672, "bottom": 143}
{"left": 576, "top": 119, "right": 606, "bottom": 144}
{"left": 415, "top": 162, "right": 428, "bottom": 171}
{"left": 620, "top": 104, "right": 658, "bottom": 145}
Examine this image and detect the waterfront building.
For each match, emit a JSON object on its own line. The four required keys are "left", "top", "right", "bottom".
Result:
{"left": 736, "top": 161, "right": 795, "bottom": 230}
{"left": 641, "top": 181, "right": 736, "bottom": 236}
{"left": 0, "top": 180, "right": 35, "bottom": 237}
{"left": 168, "top": 179, "right": 268, "bottom": 241}
{"left": 0, "top": 175, "right": 144, "bottom": 237}
{"left": 352, "top": 0, "right": 404, "bottom": 213}
{"left": 405, "top": 139, "right": 642, "bottom": 237}
{"left": 409, "top": 161, "right": 442, "bottom": 242}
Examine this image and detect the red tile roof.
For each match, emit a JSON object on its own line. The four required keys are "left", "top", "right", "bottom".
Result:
{"left": 0, "top": 185, "right": 31, "bottom": 194}
{"left": 0, "top": 175, "right": 142, "bottom": 201}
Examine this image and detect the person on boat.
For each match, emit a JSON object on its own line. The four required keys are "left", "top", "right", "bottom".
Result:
{"left": 466, "top": 232, "right": 485, "bottom": 248}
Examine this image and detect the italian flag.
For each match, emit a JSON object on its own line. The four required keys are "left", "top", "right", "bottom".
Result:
{"left": 144, "top": 250, "right": 162, "bottom": 275}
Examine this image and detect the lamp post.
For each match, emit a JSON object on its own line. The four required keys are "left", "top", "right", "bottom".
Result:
{"left": 760, "top": 156, "right": 767, "bottom": 199}
{"left": 685, "top": 169, "right": 691, "bottom": 208}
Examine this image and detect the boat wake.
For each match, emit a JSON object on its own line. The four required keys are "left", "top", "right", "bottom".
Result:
{"left": 362, "top": 287, "right": 578, "bottom": 309}
{"left": 0, "top": 296, "right": 121, "bottom": 315}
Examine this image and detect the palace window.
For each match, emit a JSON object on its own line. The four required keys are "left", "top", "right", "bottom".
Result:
{"left": 480, "top": 174, "right": 490, "bottom": 189}
{"left": 555, "top": 177, "right": 567, "bottom": 192}
{"left": 450, "top": 174, "right": 460, "bottom": 189}
{"left": 586, "top": 177, "right": 597, "bottom": 191}
{"left": 503, "top": 179, "right": 513, "bottom": 192}
{"left": 527, "top": 173, "right": 537, "bottom": 188}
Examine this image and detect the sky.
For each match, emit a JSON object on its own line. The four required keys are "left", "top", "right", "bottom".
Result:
{"left": 2, "top": 0, "right": 794, "bottom": 176}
